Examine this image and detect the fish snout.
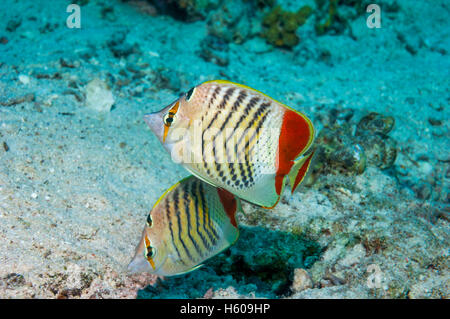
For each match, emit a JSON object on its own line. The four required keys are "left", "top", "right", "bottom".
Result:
{"left": 144, "top": 112, "right": 164, "bottom": 142}
{"left": 127, "top": 255, "right": 152, "bottom": 274}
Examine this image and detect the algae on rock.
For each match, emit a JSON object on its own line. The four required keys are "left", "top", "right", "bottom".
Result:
{"left": 261, "top": 5, "right": 313, "bottom": 48}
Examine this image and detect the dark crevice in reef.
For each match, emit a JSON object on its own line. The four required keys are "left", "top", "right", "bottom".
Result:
{"left": 147, "top": 0, "right": 190, "bottom": 21}
{"left": 137, "top": 227, "right": 322, "bottom": 299}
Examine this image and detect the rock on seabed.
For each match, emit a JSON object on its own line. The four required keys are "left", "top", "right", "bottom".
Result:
{"left": 85, "top": 78, "right": 115, "bottom": 112}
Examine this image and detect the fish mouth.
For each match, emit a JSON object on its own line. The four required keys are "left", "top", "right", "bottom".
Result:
{"left": 127, "top": 255, "right": 152, "bottom": 274}
{"left": 143, "top": 112, "right": 160, "bottom": 130}
{"left": 127, "top": 253, "right": 169, "bottom": 275}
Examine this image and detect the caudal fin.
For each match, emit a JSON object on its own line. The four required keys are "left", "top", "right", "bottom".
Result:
{"left": 288, "top": 150, "right": 315, "bottom": 193}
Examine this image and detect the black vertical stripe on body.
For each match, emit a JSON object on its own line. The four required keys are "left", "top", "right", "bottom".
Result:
{"left": 240, "top": 104, "right": 270, "bottom": 153}
{"left": 196, "top": 182, "right": 216, "bottom": 248}
{"left": 217, "top": 89, "right": 241, "bottom": 139}
{"left": 232, "top": 102, "right": 271, "bottom": 185}
{"left": 246, "top": 106, "right": 272, "bottom": 158}
{"left": 182, "top": 183, "right": 204, "bottom": 259}
{"left": 228, "top": 96, "right": 261, "bottom": 146}
{"left": 232, "top": 98, "right": 265, "bottom": 165}
{"left": 240, "top": 104, "right": 271, "bottom": 156}
{"left": 201, "top": 87, "right": 221, "bottom": 171}
{"left": 186, "top": 87, "right": 195, "bottom": 100}
{"left": 224, "top": 95, "right": 260, "bottom": 160}
{"left": 212, "top": 128, "right": 225, "bottom": 173}
{"left": 210, "top": 89, "right": 241, "bottom": 177}
{"left": 228, "top": 163, "right": 236, "bottom": 184}
{"left": 202, "top": 111, "right": 221, "bottom": 172}
{"left": 166, "top": 196, "right": 186, "bottom": 265}
{"left": 216, "top": 95, "right": 260, "bottom": 186}
{"left": 235, "top": 101, "right": 270, "bottom": 151}
{"left": 237, "top": 162, "right": 247, "bottom": 187}
{"left": 219, "top": 87, "right": 235, "bottom": 109}
{"left": 221, "top": 97, "right": 268, "bottom": 188}
{"left": 198, "top": 183, "right": 219, "bottom": 246}
{"left": 173, "top": 188, "right": 194, "bottom": 262}
{"left": 213, "top": 159, "right": 222, "bottom": 176}
{"left": 246, "top": 97, "right": 261, "bottom": 113}
{"left": 213, "top": 89, "right": 241, "bottom": 162}
{"left": 232, "top": 90, "right": 247, "bottom": 112}
{"left": 245, "top": 104, "right": 271, "bottom": 165}
{"left": 241, "top": 109, "right": 271, "bottom": 183}
{"left": 218, "top": 108, "right": 236, "bottom": 133}
{"left": 208, "top": 86, "right": 221, "bottom": 109}
{"left": 190, "top": 180, "right": 212, "bottom": 252}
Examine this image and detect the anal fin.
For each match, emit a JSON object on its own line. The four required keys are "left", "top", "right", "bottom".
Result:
{"left": 288, "top": 150, "right": 315, "bottom": 193}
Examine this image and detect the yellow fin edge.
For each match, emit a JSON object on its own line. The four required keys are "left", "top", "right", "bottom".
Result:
{"left": 151, "top": 175, "right": 192, "bottom": 210}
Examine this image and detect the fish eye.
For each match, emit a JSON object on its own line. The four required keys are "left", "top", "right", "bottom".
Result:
{"left": 185, "top": 87, "right": 195, "bottom": 101}
{"left": 163, "top": 113, "right": 174, "bottom": 127}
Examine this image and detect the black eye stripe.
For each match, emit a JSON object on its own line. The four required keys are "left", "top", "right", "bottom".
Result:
{"left": 185, "top": 87, "right": 195, "bottom": 101}
{"left": 164, "top": 113, "right": 175, "bottom": 127}
{"left": 146, "top": 247, "right": 155, "bottom": 258}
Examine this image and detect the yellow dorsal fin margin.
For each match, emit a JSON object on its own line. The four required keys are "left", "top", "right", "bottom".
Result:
{"left": 151, "top": 175, "right": 192, "bottom": 210}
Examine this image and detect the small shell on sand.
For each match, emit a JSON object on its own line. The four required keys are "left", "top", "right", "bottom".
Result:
{"left": 291, "top": 268, "right": 313, "bottom": 293}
